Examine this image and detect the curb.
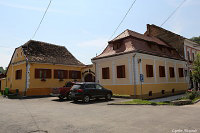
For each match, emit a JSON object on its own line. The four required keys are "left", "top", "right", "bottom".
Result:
{"left": 193, "top": 99, "right": 200, "bottom": 104}
{"left": 112, "top": 96, "right": 133, "bottom": 99}
{"left": 107, "top": 103, "right": 172, "bottom": 106}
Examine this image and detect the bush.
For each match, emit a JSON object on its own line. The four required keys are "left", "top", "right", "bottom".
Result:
{"left": 184, "top": 90, "right": 200, "bottom": 100}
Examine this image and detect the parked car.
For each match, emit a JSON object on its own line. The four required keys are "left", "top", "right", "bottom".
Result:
{"left": 70, "top": 82, "right": 112, "bottom": 103}
{"left": 51, "top": 81, "right": 74, "bottom": 100}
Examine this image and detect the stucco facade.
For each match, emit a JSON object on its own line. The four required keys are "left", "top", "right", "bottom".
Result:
{"left": 1, "top": 40, "right": 92, "bottom": 96}
{"left": 93, "top": 52, "right": 188, "bottom": 99}
{"left": 92, "top": 28, "right": 189, "bottom": 99}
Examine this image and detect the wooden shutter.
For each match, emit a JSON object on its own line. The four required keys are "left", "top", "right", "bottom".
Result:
{"left": 16, "top": 70, "right": 22, "bottom": 79}
{"left": 159, "top": 66, "right": 165, "bottom": 77}
{"left": 54, "top": 70, "right": 58, "bottom": 79}
{"left": 64, "top": 70, "right": 68, "bottom": 79}
{"left": 117, "top": 65, "right": 125, "bottom": 78}
{"left": 19, "top": 70, "right": 22, "bottom": 79}
{"left": 35, "top": 69, "right": 40, "bottom": 79}
{"left": 77, "top": 71, "right": 81, "bottom": 79}
{"left": 169, "top": 67, "right": 175, "bottom": 78}
{"left": 117, "top": 66, "right": 120, "bottom": 78}
{"left": 102, "top": 67, "right": 109, "bottom": 79}
{"left": 107, "top": 68, "right": 110, "bottom": 79}
{"left": 178, "top": 68, "right": 184, "bottom": 77}
{"left": 46, "top": 69, "right": 51, "bottom": 79}
{"left": 69, "top": 70, "right": 72, "bottom": 79}
{"left": 122, "top": 65, "right": 125, "bottom": 78}
{"left": 146, "top": 65, "right": 153, "bottom": 77}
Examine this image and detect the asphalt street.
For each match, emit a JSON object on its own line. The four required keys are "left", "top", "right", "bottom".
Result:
{"left": 0, "top": 96, "right": 199, "bottom": 133}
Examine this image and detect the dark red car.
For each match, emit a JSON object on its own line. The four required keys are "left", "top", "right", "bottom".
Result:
{"left": 51, "top": 81, "right": 74, "bottom": 100}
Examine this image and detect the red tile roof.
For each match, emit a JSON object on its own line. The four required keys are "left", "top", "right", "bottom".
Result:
{"left": 110, "top": 29, "right": 170, "bottom": 47}
{"left": 93, "top": 29, "right": 184, "bottom": 61}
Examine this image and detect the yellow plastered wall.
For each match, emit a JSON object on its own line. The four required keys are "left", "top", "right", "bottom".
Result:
{"left": 0, "top": 78, "right": 6, "bottom": 91}
{"left": 12, "top": 47, "right": 26, "bottom": 63}
{"left": 103, "top": 83, "right": 187, "bottom": 96}
{"left": 104, "top": 85, "right": 134, "bottom": 95}
{"left": 81, "top": 65, "right": 95, "bottom": 80}
{"left": 29, "top": 63, "right": 84, "bottom": 89}
{"left": 136, "top": 83, "right": 187, "bottom": 95}
{"left": 5, "top": 63, "right": 26, "bottom": 92}
{"left": 81, "top": 65, "right": 95, "bottom": 73}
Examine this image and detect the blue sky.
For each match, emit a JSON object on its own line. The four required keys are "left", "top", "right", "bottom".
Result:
{"left": 0, "top": 0, "right": 200, "bottom": 68}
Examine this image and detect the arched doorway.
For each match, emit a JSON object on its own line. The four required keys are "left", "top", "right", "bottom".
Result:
{"left": 84, "top": 73, "right": 95, "bottom": 82}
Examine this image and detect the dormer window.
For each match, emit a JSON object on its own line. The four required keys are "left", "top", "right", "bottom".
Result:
{"left": 113, "top": 43, "right": 121, "bottom": 50}
{"left": 148, "top": 43, "right": 152, "bottom": 48}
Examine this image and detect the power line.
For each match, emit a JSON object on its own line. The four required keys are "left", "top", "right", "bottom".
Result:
{"left": 98, "top": 0, "right": 137, "bottom": 55}
{"left": 160, "top": 0, "right": 186, "bottom": 27}
{"left": 31, "top": 0, "right": 52, "bottom": 39}
{"left": 109, "top": 0, "right": 137, "bottom": 40}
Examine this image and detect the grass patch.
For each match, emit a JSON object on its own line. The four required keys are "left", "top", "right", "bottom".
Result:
{"left": 179, "top": 90, "right": 200, "bottom": 104}
{"left": 0, "top": 92, "right": 1, "bottom": 96}
{"left": 113, "top": 94, "right": 131, "bottom": 97}
{"left": 120, "top": 99, "right": 170, "bottom": 105}
{"left": 192, "top": 96, "right": 200, "bottom": 103}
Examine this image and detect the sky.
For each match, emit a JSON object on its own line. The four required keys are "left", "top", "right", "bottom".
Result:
{"left": 0, "top": 0, "right": 200, "bottom": 68}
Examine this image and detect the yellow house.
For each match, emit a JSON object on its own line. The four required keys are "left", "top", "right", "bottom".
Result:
{"left": 2, "top": 40, "right": 89, "bottom": 96}
{"left": 92, "top": 29, "right": 188, "bottom": 99}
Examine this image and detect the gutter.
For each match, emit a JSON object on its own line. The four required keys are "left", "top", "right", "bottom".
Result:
{"left": 132, "top": 53, "right": 137, "bottom": 98}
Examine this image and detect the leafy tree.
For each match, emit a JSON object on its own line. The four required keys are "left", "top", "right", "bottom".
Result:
{"left": 192, "top": 53, "right": 200, "bottom": 83}
{"left": 0, "top": 67, "right": 6, "bottom": 74}
{"left": 190, "top": 36, "right": 200, "bottom": 44}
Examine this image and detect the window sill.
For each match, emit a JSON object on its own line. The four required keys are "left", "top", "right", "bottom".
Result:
{"left": 41, "top": 79, "right": 46, "bottom": 81}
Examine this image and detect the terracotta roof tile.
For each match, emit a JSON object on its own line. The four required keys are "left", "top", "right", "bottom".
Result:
{"left": 111, "top": 29, "right": 169, "bottom": 47}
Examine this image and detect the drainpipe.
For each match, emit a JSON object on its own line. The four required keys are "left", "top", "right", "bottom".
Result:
{"left": 24, "top": 44, "right": 29, "bottom": 97}
{"left": 132, "top": 54, "right": 137, "bottom": 98}
{"left": 94, "top": 62, "right": 97, "bottom": 83}
{"left": 24, "top": 58, "right": 28, "bottom": 96}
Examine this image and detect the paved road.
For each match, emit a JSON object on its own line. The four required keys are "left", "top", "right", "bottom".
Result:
{"left": 0, "top": 96, "right": 199, "bottom": 133}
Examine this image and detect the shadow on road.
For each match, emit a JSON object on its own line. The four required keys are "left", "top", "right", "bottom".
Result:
{"left": 70, "top": 99, "right": 114, "bottom": 105}
{"left": 51, "top": 97, "right": 115, "bottom": 104}
{"left": 51, "top": 98, "right": 71, "bottom": 102}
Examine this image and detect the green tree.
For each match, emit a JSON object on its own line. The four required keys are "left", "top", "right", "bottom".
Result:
{"left": 192, "top": 53, "right": 200, "bottom": 83}
{"left": 190, "top": 36, "right": 200, "bottom": 44}
{"left": 0, "top": 67, "right": 6, "bottom": 74}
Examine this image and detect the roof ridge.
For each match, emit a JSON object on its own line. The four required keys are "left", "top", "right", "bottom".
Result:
{"left": 150, "top": 24, "right": 185, "bottom": 39}
{"left": 110, "top": 29, "right": 130, "bottom": 42}
{"left": 28, "top": 40, "right": 65, "bottom": 47}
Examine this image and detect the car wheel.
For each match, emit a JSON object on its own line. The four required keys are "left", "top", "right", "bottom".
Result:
{"left": 105, "top": 93, "right": 112, "bottom": 101}
{"left": 73, "top": 99, "right": 78, "bottom": 102}
{"left": 59, "top": 95, "right": 65, "bottom": 100}
{"left": 66, "top": 93, "right": 71, "bottom": 100}
{"left": 83, "top": 95, "right": 90, "bottom": 103}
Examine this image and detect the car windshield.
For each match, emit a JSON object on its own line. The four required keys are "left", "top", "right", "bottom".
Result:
{"left": 65, "top": 81, "right": 74, "bottom": 87}
{"left": 71, "top": 84, "right": 82, "bottom": 90}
